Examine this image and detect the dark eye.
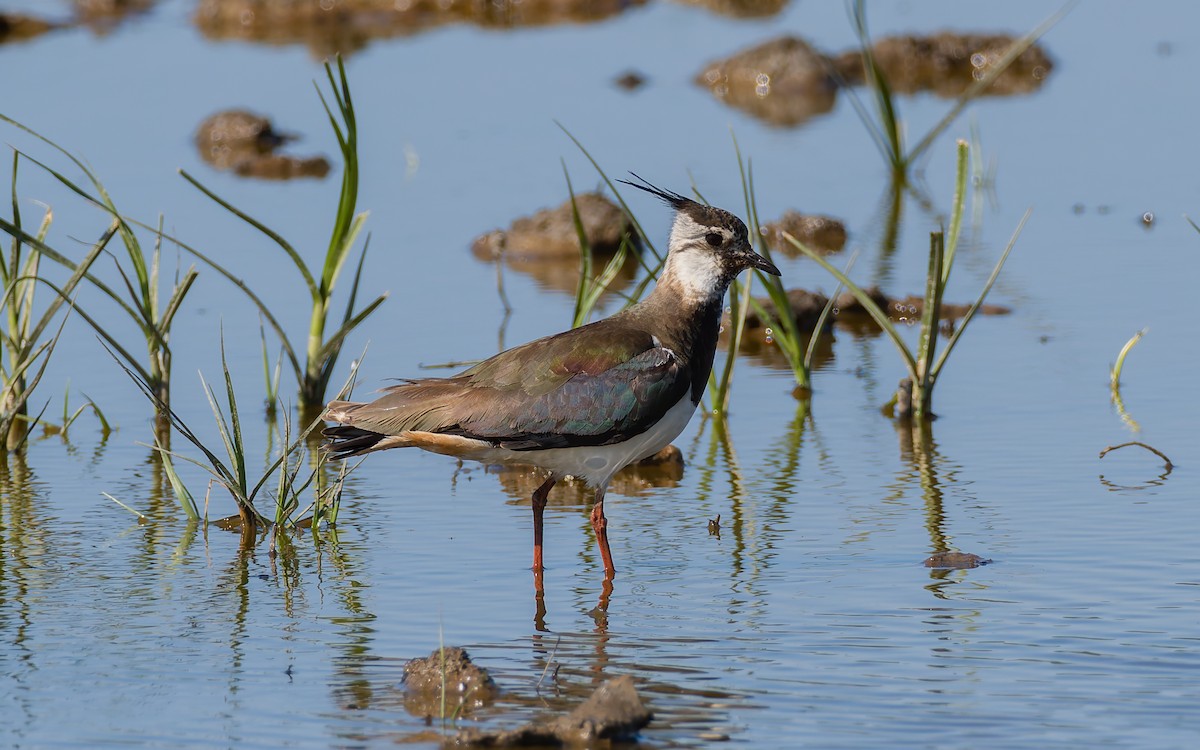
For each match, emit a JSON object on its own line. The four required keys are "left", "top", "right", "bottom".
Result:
{"left": 705, "top": 232, "right": 723, "bottom": 247}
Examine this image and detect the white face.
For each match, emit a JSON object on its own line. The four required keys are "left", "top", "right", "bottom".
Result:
{"left": 663, "top": 212, "right": 736, "bottom": 304}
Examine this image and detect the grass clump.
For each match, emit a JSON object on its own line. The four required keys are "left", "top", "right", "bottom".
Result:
{"left": 0, "top": 153, "right": 114, "bottom": 451}
{"left": 111, "top": 333, "right": 353, "bottom": 546}
{"left": 786, "top": 140, "right": 1028, "bottom": 420}
{"left": 180, "top": 57, "right": 385, "bottom": 414}
{"left": 729, "top": 135, "right": 840, "bottom": 403}
{"left": 0, "top": 114, "right": 200, "bottom": 440}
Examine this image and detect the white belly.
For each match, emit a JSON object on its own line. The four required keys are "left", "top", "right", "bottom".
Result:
{"left": 469, "top": 393, "right": 698, "bottom": 488}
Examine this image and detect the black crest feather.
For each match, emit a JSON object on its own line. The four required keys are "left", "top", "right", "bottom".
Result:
{"left": 617, "top": 173, "right": 696, "bottom": 211}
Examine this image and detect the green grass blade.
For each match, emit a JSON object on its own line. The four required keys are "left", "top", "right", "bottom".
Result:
{"left": 157, "top": 267, "right": 199, "bottom": 334}
{"left": 0, "top": 213, "right": 147, "bottom": 324}
{"left": 218, "top": 335, "right": 248, "bottom": 499}
{"left": 130, "top": 222, "right": 303, "bottom": 384}
{"left": 340, "top": 233, "right": 372, "bottom": 328}
{"left": 783, "top": 233, "right": 919, "bottom": 378}
{"left": 916, "top": 232, "right": 945, "bottom": 387}
{"left": 851, "top": 0, "right": 904, "bottom": 170}
{"left": 1110, "top": 328, "right": 1147, "bottom": 390}
{"left": 179, "top": 169, "right": 318, "bottom": 299}
{"left": 156, "top": 439, "right": 199, "bottom": 520}
{"left": 556, "top": 122, "right": 662, "bottom": 265}
{"left": 906, "top": 4, "right": 1074, "bottom": 165}
{"left": 931, "top": 208, "right": 1030, "bottom": 378}
{"left": 315, "top": 292, "right": 387, "bottom": 384}
{"left": 103, "top": 493, "right": 147, "bottom": 522}
{"left": 942, "top": 140, "right": 970, "bottom": 283}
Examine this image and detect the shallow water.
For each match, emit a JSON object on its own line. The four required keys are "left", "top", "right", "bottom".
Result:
{"left": 2, "top": 1, "right": 1199, "bottom": 748}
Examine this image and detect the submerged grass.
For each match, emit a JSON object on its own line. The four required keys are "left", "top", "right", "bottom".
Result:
{"left": 180, "top": 57, "right": 384, "bottom": 414}
{"left": 787, "top": 140, "right": 1028, "bottom": 420}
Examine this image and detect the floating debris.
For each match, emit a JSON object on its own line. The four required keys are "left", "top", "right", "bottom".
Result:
{"left": 614, "top": 70, "right": 647, "bottom": 90}
{"left": 707, "top": 514, "right": 721, "bottom": 536}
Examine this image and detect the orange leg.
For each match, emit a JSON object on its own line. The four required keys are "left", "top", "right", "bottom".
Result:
{"left": 531, "top": 477, "right": 556, "bottom": 573}
{"left": 589, "top": 487, "right": 616, "bottom": 576}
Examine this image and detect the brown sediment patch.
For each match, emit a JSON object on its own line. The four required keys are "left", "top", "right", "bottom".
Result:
{"left": 739, "top": 282, "right": 1012, "bottom": 338}
{"left": 760, "top": 211, "right": 848, "bottom": 255}
{"left": 673, "top": 0, "right": 788, "bottom": 19}
{"left": 403, "top": 647, "right": 498, "bottom": 718}
{"left": 71, "top": 0, "right": 157, "bottom": 33}
{"left": 924, "top": 551, "right": 992, "bottom": 569}
{"left": 194, "top": 110, "right": 330, "bottom": 180}
{"left": 472, "top": 193, "right": 636, "bottom": 261}
{"left": 614, "top": 70, "right": 648, "bottom": 91}
{"left": 0, "top": 12, "right": 59, "bottom": 44}
{"left": 831, "top": 32, "right": 1053, "bottom": 97}
{"left": 472, "top": 192, "right": 640, "bottom": 295}
{"left": 193, "top": 0, "right": 647, "bottom": 58}
{"left": 453, "top": 674, "right": 652, "bottom": 747}
{"left": 695, "top": 36, "right": 838, "bottom": 127}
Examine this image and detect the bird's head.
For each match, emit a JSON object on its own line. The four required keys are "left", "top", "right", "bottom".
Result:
{"left": 620, "top": 175, "right": 780, "bottom": 305}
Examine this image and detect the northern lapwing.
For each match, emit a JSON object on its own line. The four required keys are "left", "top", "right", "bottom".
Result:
{"left": 322, "top": 177, "right": 780, "bottom": 577}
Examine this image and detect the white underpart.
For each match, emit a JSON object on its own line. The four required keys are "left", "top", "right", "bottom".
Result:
{"left": 443, "top": 392, "right": 698, "bottom": 489}
{"left": 664, "top": 212, "right": 727, "bottom": 304}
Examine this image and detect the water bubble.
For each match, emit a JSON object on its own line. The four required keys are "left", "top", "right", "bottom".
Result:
{"left": 755, "top": 73, "right": 771, "bottom": 97}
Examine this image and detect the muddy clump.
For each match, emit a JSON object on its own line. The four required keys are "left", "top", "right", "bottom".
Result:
{"left": 454, "top": 674, "right": 652, "bottom": 747}
{"left": 72, "top": 0, "right": 157, "bottom": 31}
{"left": 472, "top": 192, "right": 640, "bottom": 295}
{"left": 924, "top": 551, "right": 992, "bottom": 569}
{"left": 831, "top": 32, "right": 1053, "bottom": 97}
{"left": 674, "top": 0, "right": 788, "bottom": 19}
{"left": 695, "top": 36, "right": 838, "bottom": 127}
{"left": 0, "top": 12, "right": 59, "bottom": 44}
{"left": 742, "top": 285, "right": 1011, "bottom": 339}
{"left": 403, "top": 647, "right": 498, "bottom": 717}
{"left": 472, "top": 193, "right": 636, "bottom": 261}
{"left": 194, "top": 0, "right": 645, "bottom": 58}
{"left": 760, "top": 210, "right": 847, "bottom": 255}
{"left": 194, "top": 110, "right": 331, "bottom": 180}
{"left": 614, "top": 70, "right": 647, "bottom": 91}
